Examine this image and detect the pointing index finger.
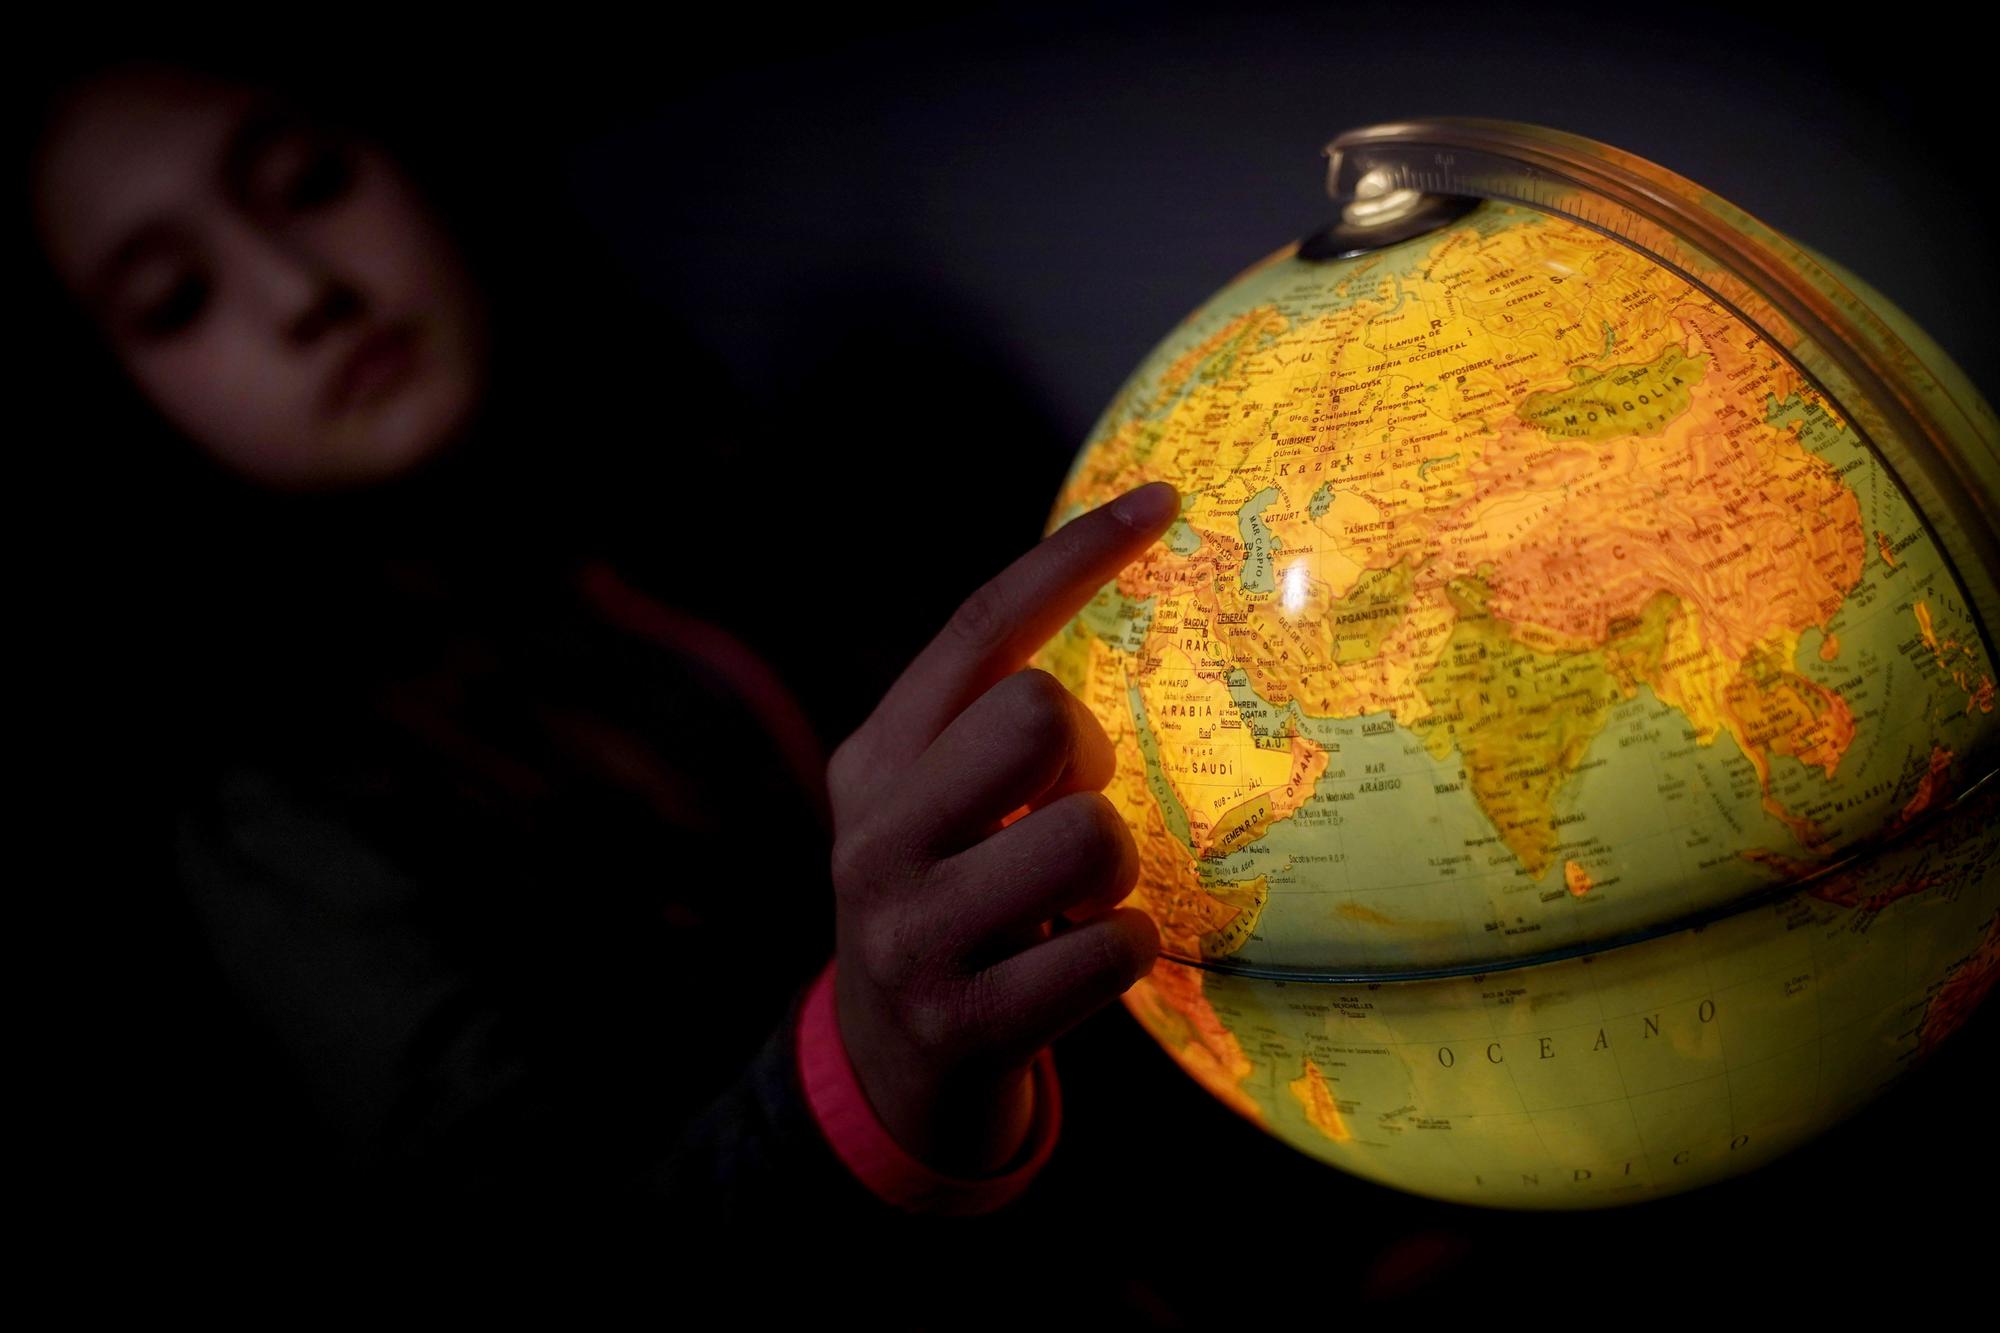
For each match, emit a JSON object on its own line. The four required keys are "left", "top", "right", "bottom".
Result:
{"left": 856, "top": 480, "right": 1178, "bottom": 784}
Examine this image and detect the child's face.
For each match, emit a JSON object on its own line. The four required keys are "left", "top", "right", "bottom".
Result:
{"left": 34, "top": 63, "right": 490, "bottom": 490}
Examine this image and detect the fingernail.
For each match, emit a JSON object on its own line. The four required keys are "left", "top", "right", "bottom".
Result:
{"left": 1109, "top": 481, "right": 1178, "bottom": 530}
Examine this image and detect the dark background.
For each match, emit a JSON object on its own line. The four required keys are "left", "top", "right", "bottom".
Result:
{"left": 34, "top": 1, "right": 1996, "bottom": 1318}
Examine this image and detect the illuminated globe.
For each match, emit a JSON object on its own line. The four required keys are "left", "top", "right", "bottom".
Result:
{"left": 1033, "top": 120, "right": 2000, "bottom": 1208}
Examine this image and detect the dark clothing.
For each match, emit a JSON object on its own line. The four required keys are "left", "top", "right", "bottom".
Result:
{"left": 165, "top": 554, "right": 887, "bottom": 1232}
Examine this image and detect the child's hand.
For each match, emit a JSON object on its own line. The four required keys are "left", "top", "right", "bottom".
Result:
{"left": 826, "top": 481, "right": 1178, "bottom": 1176}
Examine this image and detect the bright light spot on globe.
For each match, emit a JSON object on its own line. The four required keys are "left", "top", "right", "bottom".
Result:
{"left": 1281, "top": 558, "right": 1311, "bottom": 618}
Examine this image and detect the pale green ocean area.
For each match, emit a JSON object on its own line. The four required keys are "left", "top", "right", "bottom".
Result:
{"left": 1197, "top": 667, "right": 1817, "bottom": 976}
{"left": 1164, "top": 518, "right": 1204, "bottom": 556}
{"left": 1182, "top": 781, "right": 1999, "bottom": 1207}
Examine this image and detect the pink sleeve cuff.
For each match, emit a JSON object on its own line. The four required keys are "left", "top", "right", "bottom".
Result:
{"left": 795, "top": 959, "right": 1061, "bottom": 1216}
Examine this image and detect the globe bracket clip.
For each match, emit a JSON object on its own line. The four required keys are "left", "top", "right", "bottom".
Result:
{"left": 1299, "top": 143, "right": 1479, "bottom": 260}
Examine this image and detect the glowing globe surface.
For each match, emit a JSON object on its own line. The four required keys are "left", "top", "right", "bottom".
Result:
{"left": 1033, "top": 121, "right": 2000, "bottom": 1208}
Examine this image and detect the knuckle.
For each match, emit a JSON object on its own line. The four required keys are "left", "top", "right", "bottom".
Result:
{"left": 1010, "top": 664, "right": 1069, "bottom": 706}
{"left": 825, "top": 737, "right": 859, "bottom": 788}
{"left": 898, "top": 980, "right": 966, "bottom": 1058}
{"left": 855, "top": 900, "right": 952, "bottom": 992}
{"left": 1000, "top": 667, "right": 1073, "bottom": 741}
{"left": 855, "top": 917, "right": 914, "bottom": 987}
{"left": 825, "top": 736, "right": 873, "bottom": 806}
{"left": 1057, "top": 790, "right": 1130, "bottom": 866}
{"left": 828, "top": 832, "right": 869, "bottom": 896}
{"left": 830, "top": 819, "right": 900, "bottom": 899}
{"left": 830, "top": 779, "right": 945, "bottom": 893}
{"left": 859, "top": 912, "right": 984, "bottom": 1060}
{"left": 902, "top": 1007, "right": 956, "bottom": 1060}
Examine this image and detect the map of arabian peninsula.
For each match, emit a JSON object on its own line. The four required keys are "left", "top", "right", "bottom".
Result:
{"left": 1034, "top": 201, "right": 1998, "bottom": 1130}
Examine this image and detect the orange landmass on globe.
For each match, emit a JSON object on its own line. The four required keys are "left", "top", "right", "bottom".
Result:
{"left": 1049, "top": 205, "right": 1872, "bottom": 879}
{"left": 1197, "top": 877, "right": 1269, "bottom": 959}
{"left": 1919, "top": 913, "right": 2000, "bottom": 1059}
{"left": 1564, "top": 860, "right": 1594, "bottom": 897}
{"left": 1754, "top": 747, "right": 1958, "bottom": 910}
{"left": 1807, "top": 863, "right": 1951, "bottom": 913}
{"left": 1783, "top": 746, "right": 1964, "bottom": 912}
{"left": 1886, "top": 744, "right": 1955, "bottom": 838}
{"left": 1718, "top": 646, "right": 1856, "bottom": 845}
{"left": 1877, "top": 531, "right": 1900, "bottom": 568}
{"left": 1554, "top": 184, "right": 1807, "bottom": 360}
{"left": 1336, "top": 901, "right": 1398, "bottom": 925}
{"left": 1458, "top": 304, "right": 1864, "bottom": 849}
{"left": 1124, "top": 966, "right": 1262, "bottom": 1124}
{"left": 1411, "top": 579, "right": 1659, "bottom": 876}
{"left": 1288, "top": 1058, "right": 1352, "bottom": 1142}
{"left": 1072, "top": 653, "right": 1261, "bottom": 1120}
{"left": 1915, "top": 600, "right": 1997, "bottom": 714}
{"left": 1753, "top": 748, "right": 1973, "bottom": 915}
{"left": 1124, "top": 638, "right": 1329, "bottom": 860}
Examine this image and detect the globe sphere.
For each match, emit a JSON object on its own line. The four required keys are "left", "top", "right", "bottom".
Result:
{"left": 1033, "top": 120, "right": 2000, "bottom": 1208}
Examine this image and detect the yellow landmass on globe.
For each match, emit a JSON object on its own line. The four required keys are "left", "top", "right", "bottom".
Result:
{"left": 1412, "top": 578, "right": 1666, "bottom": 877}
{"left": 1051, "top": 204, "right": 1873, "bottom": 882}
{"left": 1077, "top": 632, "right": 1264, "bottom": 1119}
{"left": 1197, "top": 876, "right": 1269, "bottom": 959}
{"left": 1288, "top": 1058, "right": 1353, "bottom": 1143}
{"left": 1125, "top": 953, "right": 1262, "bottom": 1124}
{"left": 1132, "top": 639, "right": 1328, "bottom": 858}
{"left": 1517, "top": 344, "right": 1702, "bottom": 441}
